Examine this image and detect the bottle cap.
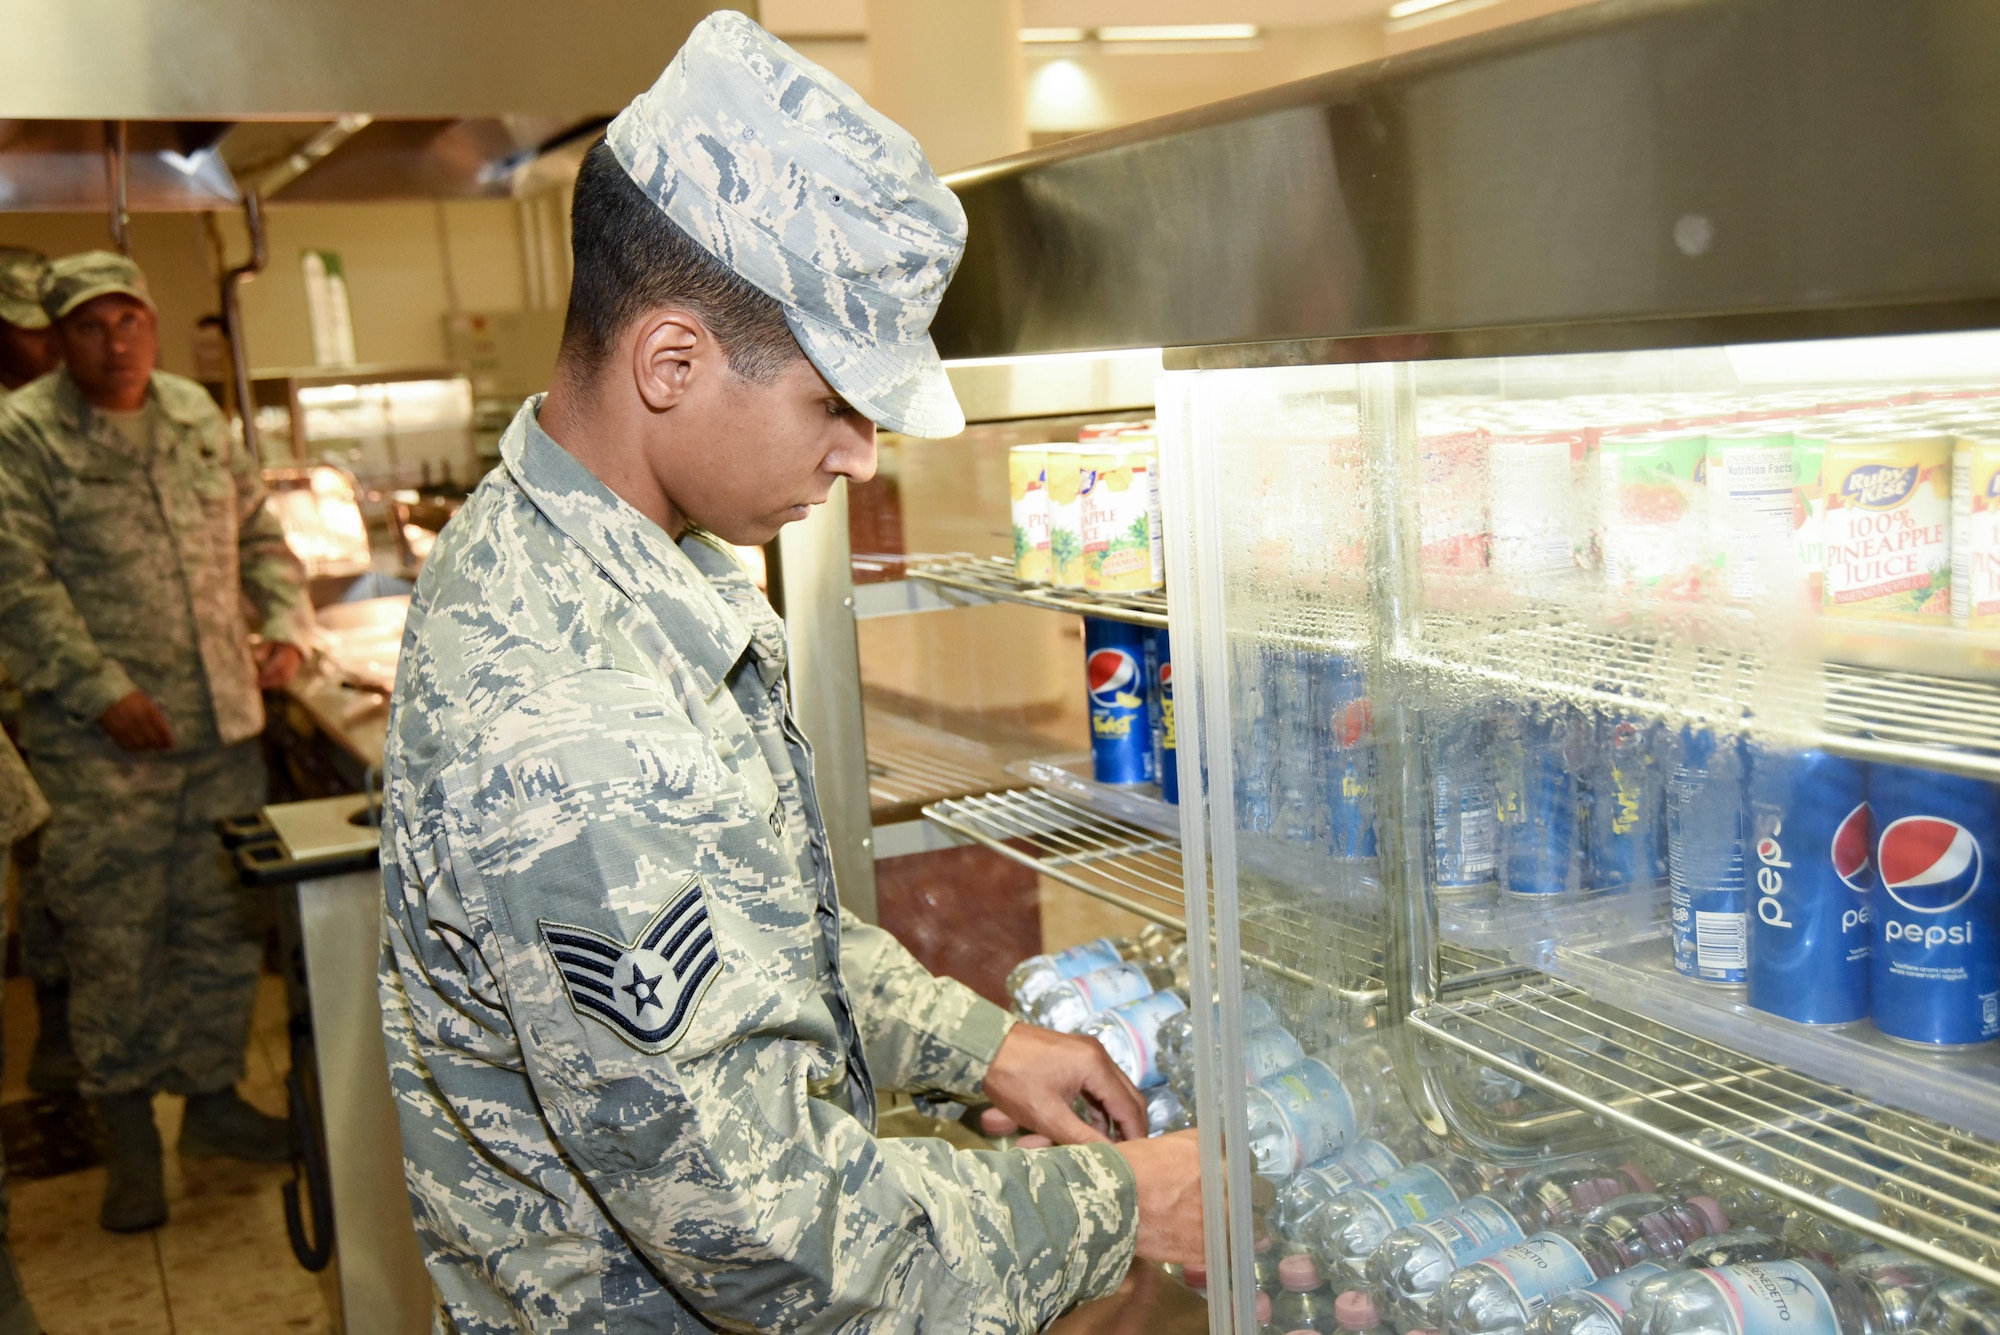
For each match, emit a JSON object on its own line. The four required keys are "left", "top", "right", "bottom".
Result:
{"left": 1569, "top": 1177, "right": 1621, "bottom": 1213}
{"left": 978, "top": 1108, "right": 1019, "bottom": 1137}
{"left": 1254, "top": 1292, "right": 1272, "bottom": 1322}
{"left": 1619, "top": 1162, "right": 1660, "bottom": 1194}
{"left": 1016, "top": 1134, "right": 1054, "bottom": 1149}
{"left": 1255, "top": 1231, "right": 1274, "bottom": 1254}
{"left": 1337, "top": 1290, "right": 1382, "bottom": 1330}
{"left": 1687, "top": 1194, "right": 1730, "bottom": 1236}
{"left": 1278, "top": 1254, "right": 1321, "bottom": 1290}
{"left": 1182, "top": 1263, "right": 1207, "bottom": 1291}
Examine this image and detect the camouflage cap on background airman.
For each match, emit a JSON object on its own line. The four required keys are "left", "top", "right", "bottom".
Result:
{"left": 41, "top": 250, "right": 154, "bottom": 324}
{"left": 607, "top": 10, "right": 970, "bottom": 439}
{"left": 0, "top": 247, "right": 51, "bottom": 330}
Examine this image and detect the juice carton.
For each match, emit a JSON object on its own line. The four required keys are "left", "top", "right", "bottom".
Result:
{"left": 1600, "top": 431, "right": 1717, "bottom": 600}
{"left": 1952, "top": 433, "right": 2000, "bottom": 625}
{"left": 1820, "top": 432, "right": 1952, "bottom": 620}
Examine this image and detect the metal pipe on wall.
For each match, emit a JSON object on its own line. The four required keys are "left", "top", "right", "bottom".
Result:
{"left": 103, "top": 120, "right": 131, "bottom": 254}
{"left": 221, "top": 193, "right": 269, "bottom": 456}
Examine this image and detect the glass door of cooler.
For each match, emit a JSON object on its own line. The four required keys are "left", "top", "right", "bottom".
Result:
{"left": 1159, "top": 330, "right": 2000, "bottom": 1335}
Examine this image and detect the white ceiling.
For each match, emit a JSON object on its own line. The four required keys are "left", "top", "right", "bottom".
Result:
{"left": 759, "top": 0, "right": 1393, "bottom": 36}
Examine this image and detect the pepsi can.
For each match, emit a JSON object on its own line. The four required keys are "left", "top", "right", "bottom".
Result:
{"left": 1324, "top": 653, "right": 1377, "bottom": 858}
{"left": 1869, "top": 763, "right": 2000, "bottom": 1048}
{"left": 1668, "top": 727, "right": 1749, "bottom": 985}
{"left": 1145, "top": 628, "right": 1179, "bottom": 805}
{"left": 1429, "top": 706, "right": 1499, "bottom": 892}
{"left": 1496, "top": 705, "right": 1583, "bottom": 897}
{"left": 1585, "top": 715, "right": 1665, "bottom": 893}
{"left": 1085, "top": 617, "right": 1153, "bottom": 785}
{"left": 1747, "top": 747, "right": 1874, "bottom": 1025}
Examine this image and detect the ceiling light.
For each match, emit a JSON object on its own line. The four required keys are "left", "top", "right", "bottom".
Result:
{"left": 1385, "top": 0, "right": 1459, "bottom": 17}
{"left": 1096, "top": 24, "right": 1260, "bottom": 41}
{"left": 1021, "top": 27, "right": 1088, "bottom": 42}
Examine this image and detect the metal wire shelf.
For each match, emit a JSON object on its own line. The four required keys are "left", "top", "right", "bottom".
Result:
{"left": 1245, "top": 598, "right": 2000, "bottom": 783}
{"left": 920, "top": 787, "right": 1514, "bottom": 1002}
{"left": 1412, "top": 977, "right": 2000, "bottom": 1290}
{"left": 907, "top": 555, "right": 1169, "bottom": 628}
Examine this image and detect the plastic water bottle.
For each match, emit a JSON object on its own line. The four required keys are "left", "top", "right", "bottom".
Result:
{"left": 1781, "top": 1185, "right": 1888, "bottom": 1262}
{"left": 1370, "top": 1195, "right": 1535, "bottom": 1330}
{"left": 1437, "top": 1193, "right": 1728, "bottom": 1335}
{"left": 1158, "top": 990, "right": 1282, "bottom": 1093}
{"left": 1843, "top": 1252, "right": 1948, "bottom": 1335}
{"left": 1368, "top": 1160, "right": 1668, "bottom": 1330}
{"left": 1274, "top": 1254, "right": 1338, "bottom": 1331}
{"left": 1081, "top": 988, "right": 1188, "bottom": 1088}
{"left": 1145, "top": 1084, "right": 1189, "bottom": 1137}
{"left": 1274, "top": 1138, "right": 1405, "bottom": 1245}
{"left": 1312, "top": 1158, "right": 1497, "bottom": 1282}
{"left": 1918, "top": 1277, "right": 2000, "bottom": 1335}
{"left": 1029, "top": 958, "right": 1172, "bottom": 1032}
{"left": 1005, "top": 927, "right": 1173, "bottom": 1010}
{"left": 1527, "top": 1261, "right": 1672, "bottom": 1335}
{"left": 1246, "top": 1059, "right": 1366, "bottom": 1179}
{"left": 1622, "top": 1229, "right": 1795, "bottom": 1335}
{"left": 1633, "top": 1259, "right": 1903, "bottom": 1335}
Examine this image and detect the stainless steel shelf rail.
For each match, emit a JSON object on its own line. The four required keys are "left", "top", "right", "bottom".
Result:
{"left": 1252, "top": 597, "right": 2000, "bottom": 784}
{"left": 1412, "top": 977, "right": 2000, "bottom": 1291}
{"left": 907, "top": 555, "right": 1169, "bottom": 628}
{"left": 921, "top": 787, "right": 1515, "bottom": 1002}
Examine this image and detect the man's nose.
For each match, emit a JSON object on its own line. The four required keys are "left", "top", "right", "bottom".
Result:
{"left": 829, "top": 419, "right": 878, "bottom": 485}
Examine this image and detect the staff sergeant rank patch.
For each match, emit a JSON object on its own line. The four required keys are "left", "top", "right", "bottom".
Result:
{"left": 540, "top": 875, "right": 722, "bottom": 1052}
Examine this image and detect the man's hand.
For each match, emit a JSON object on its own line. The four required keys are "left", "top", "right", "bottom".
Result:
{"left": 982, "top": 1022, "right": 1148, "bottom": 1145}
{"left": 1113, "top": 1130, "right": 1204, "bottom": 1265}
{"left": 99, "top": 690, "right": 174, "bottom": 752}
{"left": 255, "top": 640, "right": 305, "bottom": 690}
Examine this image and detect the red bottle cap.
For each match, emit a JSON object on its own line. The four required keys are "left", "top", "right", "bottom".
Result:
{"left": 1278, "top": 1254, "right": 1321, "bottom": 1291}
{"left": 1687, "top": 1195, "right": 1730, "bottom": 1236}
{"left": 1336, "top": 1290, "right": 1382, "bottom": 1330}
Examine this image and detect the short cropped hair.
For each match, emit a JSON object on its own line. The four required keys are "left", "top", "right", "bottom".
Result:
{"left": 558, "top": 137, "right": 801, "bottom": 384}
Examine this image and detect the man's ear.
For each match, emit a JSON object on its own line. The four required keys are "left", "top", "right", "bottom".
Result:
{"left": 631, "top": 309, "right": 711, "bottom": 412}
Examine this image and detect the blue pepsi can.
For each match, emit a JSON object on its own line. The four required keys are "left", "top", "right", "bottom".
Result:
{"left": 1585, "top": 716, "right": 1665, "bottom": 893}
{"left": 1429, "top": 706, "right": 1499, "bottom": 892}
{"left": 1145, "top": 628, "right": 1179, "bottom": 805}
{"left": 1747, "top": 747, "right": 1874, "bottom": 1026}
{"left": 1086, "top": 617, "right": 1153, "bottom": 785}
{"left": 1323, "top": 653, "right": 1376, "bottom": 858}
{"left": 1496, "top": 705, "right": 1582, "bottom": 897}
{"left": 1869, "top": 763, "right": 2000, "bottom": 1048}
{"left": 1668, "top": 727, "right": 1749, "bottom": 985}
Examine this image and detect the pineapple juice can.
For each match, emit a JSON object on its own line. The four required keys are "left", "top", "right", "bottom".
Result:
{"left": 1008, "top": 445, "right": 1051, "bottom": 584}
{"left": 1952, "top": 432, "right": 2000, "bottom": 626}
{"left": 1080, "top": 443, "right": 1165, "bottom": 593}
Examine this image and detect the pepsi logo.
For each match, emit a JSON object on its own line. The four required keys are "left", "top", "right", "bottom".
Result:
{"left": 1841, "top": 463, "right": 1919, "bottom": 510}
{"left": 1878, "top": 815, "right": 1981, "bottom": 914}
{"left": 1158, "top": 662, "right": 1174, "bottom": 696}
{"left": 1831, "top": 803, "right": 1874, "bottom": 893}
{"left": 1087, "top": 648, "right": 1142, "bottom": 707}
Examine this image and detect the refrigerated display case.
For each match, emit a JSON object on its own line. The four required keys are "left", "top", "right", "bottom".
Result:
{"left": 872, "top": 2, "right": 2000, "bottom": 1332}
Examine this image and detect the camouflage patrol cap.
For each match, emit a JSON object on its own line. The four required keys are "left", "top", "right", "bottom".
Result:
{"left": 42, "top": 250, "right": 155, "bottom": 324}
{"left": 607, "top": 10, "right": 968, "bottom": 439}
{"left": 0, "top": 248, "right": 50, "bottom": 329}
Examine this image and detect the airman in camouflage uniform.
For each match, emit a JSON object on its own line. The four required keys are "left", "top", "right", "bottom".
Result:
{"left": 0, "top": 244, "right": 75, "bottom": 1100}
{"left": 0, "top": 252, "right": 314, "bottom": 1232}
{"left": 0, "top": 729, "right": 48, "bottom": 1333}
{"left": 379, "top": 13, "right": 1201, "bottom": 1331}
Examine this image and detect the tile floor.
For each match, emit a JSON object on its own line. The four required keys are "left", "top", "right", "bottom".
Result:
{"left": 3, "top": 974, "right": 336, "bottom": 1335}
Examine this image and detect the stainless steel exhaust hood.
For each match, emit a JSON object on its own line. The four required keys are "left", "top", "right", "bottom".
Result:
{"left": 0, "top": 119, "right": 238, "bottom": 211}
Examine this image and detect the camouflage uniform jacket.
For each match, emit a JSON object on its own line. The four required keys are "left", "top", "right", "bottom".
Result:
{"left": 378, "top": 397, "right": 1137, "bottom": 1333}
{"left": 0, "top": 368, "right": 310, "bottom": 757}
